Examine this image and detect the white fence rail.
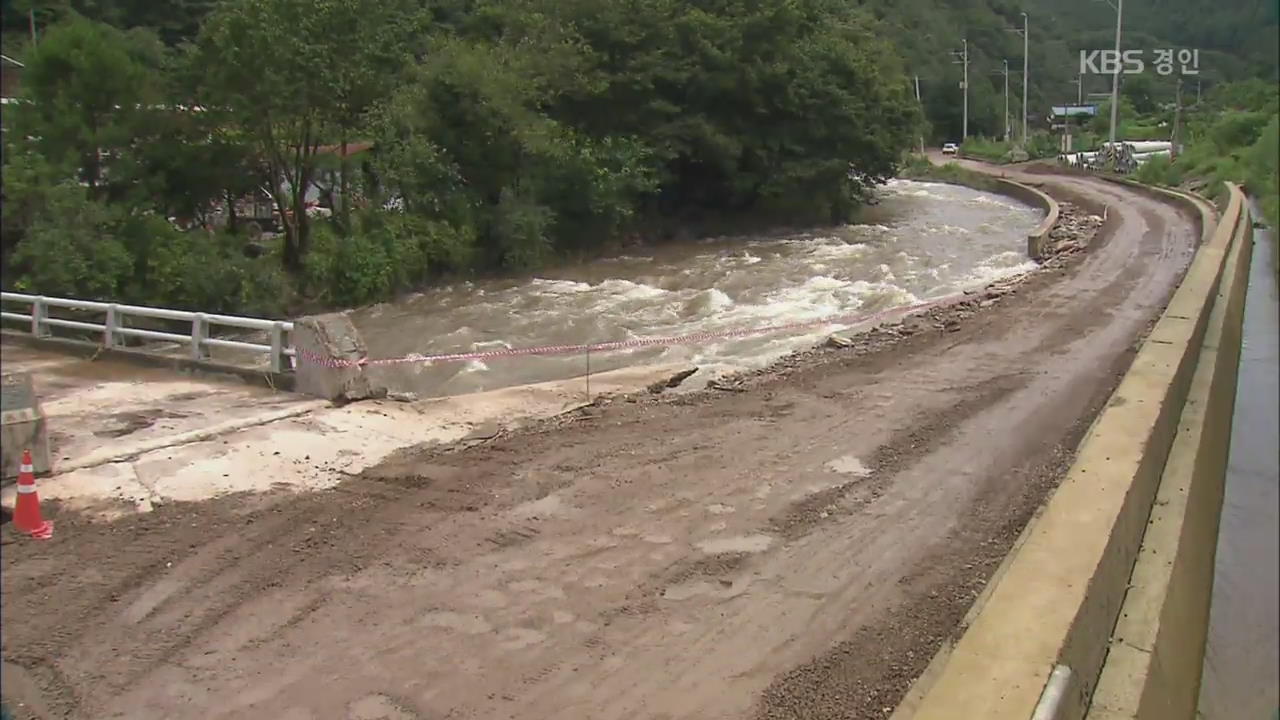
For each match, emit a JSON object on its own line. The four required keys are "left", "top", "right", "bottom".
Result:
{"left": 0, "top": 292, "right": 295, "bottom": 373}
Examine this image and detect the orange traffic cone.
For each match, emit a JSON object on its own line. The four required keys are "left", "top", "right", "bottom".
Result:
{"left": 13, "top": 450, "right": 52, "bottom": 540}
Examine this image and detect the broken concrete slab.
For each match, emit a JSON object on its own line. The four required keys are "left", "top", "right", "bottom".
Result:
{"left": 292, "top": 312, "right": 388, "bottom": 402}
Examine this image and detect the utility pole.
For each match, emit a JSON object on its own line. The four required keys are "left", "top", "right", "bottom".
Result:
{"left": 1064, "top": 73, "right": 1085, "bottom": 155}
{"left": 29, "top": 8, "right": 38, "bottom": 45}
{"left": 1007, "top": 15, "right": 1030, "bottom": 144}
{"left": 1003, "top": 60, "right": 1011, "bottom": 142}
{"left": 915, "top": 75, "right": 925, "bottom": 154}
{"left": 1172, "top": 76, "right": 1183, "bottom": 158}
{"left": 992, "top": 62, "right": 1011, "bottom": 142}
{"left": 1107, "top": 0, "right": 1124, "bottom": 146}
{"left": 1022, "top": 12, "right": 1029, "bottom": 143}
{"left": 952, "top": 39, "right": 969, "bottom": 141}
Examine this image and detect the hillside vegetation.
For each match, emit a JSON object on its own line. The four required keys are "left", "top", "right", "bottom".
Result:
{"left": 1133, "top": 79, "right": 1278, "bottom": 232}
{"left": 1, "top": 0, "right": 1275, "bottom": 314}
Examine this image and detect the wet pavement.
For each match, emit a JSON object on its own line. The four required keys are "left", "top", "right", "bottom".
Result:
{"left": 1198, "top": 204, "right": 1279, "bottom": 720}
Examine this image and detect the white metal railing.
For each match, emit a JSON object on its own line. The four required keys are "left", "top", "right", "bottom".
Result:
{"left": 0, "top": 292, "right": 295, "bottom": 373}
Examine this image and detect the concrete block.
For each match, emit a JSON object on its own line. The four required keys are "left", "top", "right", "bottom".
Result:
{"left": 1, "top": 372, "right": 52, "bottom": 478}
{"left": 292, "top": 312, "right": 387, "bottom": 402}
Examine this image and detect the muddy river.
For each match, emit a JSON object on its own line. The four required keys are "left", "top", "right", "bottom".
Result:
{"left": 350, "top": 179, "right": 1043, "bottom": 397}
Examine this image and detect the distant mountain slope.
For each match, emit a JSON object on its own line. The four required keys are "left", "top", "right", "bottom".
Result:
{"left": 852, "top": 0, "right": 1277, "bottom": 139}
{"left": 3, "top": 0, "right": 1275, "bottom": 141}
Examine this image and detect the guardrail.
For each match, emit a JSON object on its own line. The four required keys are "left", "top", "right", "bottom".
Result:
{"left": 0, "top": 292, "right": 295, "bottom": 373}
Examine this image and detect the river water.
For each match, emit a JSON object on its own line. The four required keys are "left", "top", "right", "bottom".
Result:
{"left": 352, "top": 180, "right": 1042, "bottom": 397}
{"left": 1198, "top": 204, "right": 1279, "bottom": 720}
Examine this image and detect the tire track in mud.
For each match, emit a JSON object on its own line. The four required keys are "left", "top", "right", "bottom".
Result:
{"left": 0, "top": 167, "right": 1201, "bottom": 720}
{"left": 2, "top": 498, "right": 338, "bottom": 713}
{"left": 754, "top": 341, "right": 1138, "bottom": 720}
{"left": 593, "top": 371, "right": 1028, "bottom": 629}
{"left": 766, "top": 373, "right": 1029, "bottom": 541}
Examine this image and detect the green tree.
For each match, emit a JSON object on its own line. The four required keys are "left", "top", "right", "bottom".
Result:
{"left": 4, "top": 0, "right": 217, "bottom": 46}
{"left": 190, "top": 0, "right": 416, "bottom": 272}
{"left": 1121, "top": 74, "right": 1159, "bottom": 117}
{"left": 538, "top": 0, "right": 920, "bottom": 224}
{"left": 8, "top": 184, "right": 133, "bottom": 299}
{"left": 15, "top": 14, "right": 163, "bottom": 198}
{"left": 375, "top": 33, "right": 657, "bottom": 269}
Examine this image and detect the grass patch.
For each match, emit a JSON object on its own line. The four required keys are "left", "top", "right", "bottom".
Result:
{"left": 899, "top": 155, "right": 1000, "bottom": 192}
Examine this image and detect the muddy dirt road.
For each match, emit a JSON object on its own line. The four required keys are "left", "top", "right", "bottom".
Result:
{"left": 0, "top": 166, "right": 1202, "bottom": 720}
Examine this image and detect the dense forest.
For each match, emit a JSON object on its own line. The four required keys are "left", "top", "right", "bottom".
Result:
{"left": 1, "top": 0, "right": 1276, "bottom": 314}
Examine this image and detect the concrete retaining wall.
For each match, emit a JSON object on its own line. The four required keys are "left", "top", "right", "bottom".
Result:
{"left": 919, "top": 168, "right": 1061, "bottom": 259}
{"left": 905, "top": 183, "right": 1248, "bottom": 720}
{"left": 991, "top": 178, "right": 1060, "bottom": 260}
{"left": 1086, "top": 195, "right": 1252, "bottom": 720}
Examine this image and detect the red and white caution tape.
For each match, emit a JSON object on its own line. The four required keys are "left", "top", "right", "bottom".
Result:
{"left": 295, "top": 293, "right": 965, "bottom": 369}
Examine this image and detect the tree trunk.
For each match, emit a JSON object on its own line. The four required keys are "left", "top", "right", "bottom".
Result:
{"left": 295, "top": 165, "right": 313, "bottom": 261}
{"left": 271, "top": 180, "right": 301, "bottom": 272}
{"left": 226, "top": 190, "right": 239, "bottom": 234}
{"left": 296, "top": 203, "right": 310, "bottom": 260}
{"left": 281, "top": 223, "right": 301, "bottom": 271}
{"left": 339, "top": 135, "right": 351, "bottom": 233}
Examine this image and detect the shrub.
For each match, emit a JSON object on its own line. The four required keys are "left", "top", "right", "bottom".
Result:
{"left": 9, "top": 187, "right": 134, "bottom": 299}
{"left": 959, "top": 137, "right": 1010, "bottom": 163}
{"left": 1135, "top": 155, "right": 1182, "bottom": 187}
{"left": 1025, "top": 132, "right": 1061, "bottom": 160}
{"left": 303, "top": 212, "right": 476, "bottom": 308}
{"left": 1208, "top": 111, "right": 1271, "bottom": 152}
{"left": 147, "top": 226, "right": 289, "bottom": 315}
{"left": 492, "top": 188, "right": 555, "bottom": 271}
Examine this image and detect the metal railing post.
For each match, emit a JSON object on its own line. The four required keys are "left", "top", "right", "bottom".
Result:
{"left": 269, "top": 321, "right": 285, "bottom": 374}
{"left": 31, "top": 297, "right": 49, "bottom": 337}
{"left": 104, "top": 304, "right": 119, "bottom": 347}
{"left": 191, "top": 313, "right": 210, "bottom": 361}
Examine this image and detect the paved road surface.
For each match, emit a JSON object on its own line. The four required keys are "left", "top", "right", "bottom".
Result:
{"left": 0, "top": 164, "right": 1202, "bottom": 720}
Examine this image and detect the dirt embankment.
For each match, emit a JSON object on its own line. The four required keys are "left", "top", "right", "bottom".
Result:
{"left": 0, "top": 176, "right": 1197, "bottom": 720}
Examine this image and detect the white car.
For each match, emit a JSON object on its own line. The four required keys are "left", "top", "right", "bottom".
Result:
{"left": 941, "top": 142, "right": 959, "bottom": 155}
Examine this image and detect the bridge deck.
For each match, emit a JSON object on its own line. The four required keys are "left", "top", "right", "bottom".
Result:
{"left": 0, "top": 339, "right": 686, "bottom": 516}
{"left": 3, "top": 343, "right": 312, "bottom": 471}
